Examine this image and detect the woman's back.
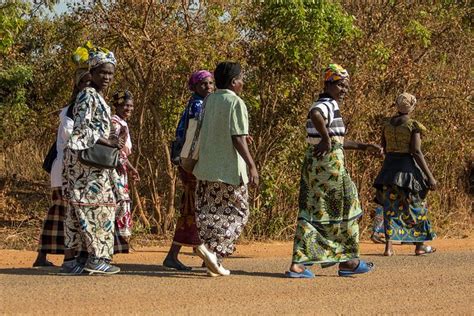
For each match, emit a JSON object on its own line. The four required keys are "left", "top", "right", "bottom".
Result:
{"left": 383, "top": 117, "right": 426, "bottom": 153}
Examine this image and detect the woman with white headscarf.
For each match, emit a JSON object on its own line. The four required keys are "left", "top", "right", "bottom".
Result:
{"left": 62, "top": 46, "right": 129, "bottom": 275}
{"left": 373, "top": 93, "right": 437, "bottom": 257}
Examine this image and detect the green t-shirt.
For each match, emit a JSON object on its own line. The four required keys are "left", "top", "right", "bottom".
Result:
{"left": 193, "top": 89, "right": 249, "bottom": 185}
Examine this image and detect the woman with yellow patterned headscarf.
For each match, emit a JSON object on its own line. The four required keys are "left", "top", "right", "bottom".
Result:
{"left": 33, "top": 43, "right": 93, "bottom": 269}
{"left": 62, "top": 42, "right": 129, "bottom": 275}
{"left": 286, "top": 63, "right": 382, "bottom": 278}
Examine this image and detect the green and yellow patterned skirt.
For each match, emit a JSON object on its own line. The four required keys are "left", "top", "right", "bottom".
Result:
{"left": 292, "top": 143, "right": 363, "bottom": 265}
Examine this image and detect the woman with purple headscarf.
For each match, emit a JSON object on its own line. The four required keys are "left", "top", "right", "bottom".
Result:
{"left": 163, "top": 70, "right": 215, "bottom": 271}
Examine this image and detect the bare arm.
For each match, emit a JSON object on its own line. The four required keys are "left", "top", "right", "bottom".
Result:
{"left": 310, "top": 109, "right": 331, "bottom": 157}
{"left": 97, "top": 125, "right": 127, "bottom": 148}
{"left": 343, "top": 140, "right": 369, "bottom": 150}
{"left": 125, "top": 160, "right": 140, "bottom": 181}
{"left": 232, "top": 135, "right": 259, "bottom": 187}
{"left": 343, "top": 138, "right": 383, "bottom": 157}
{"left": 410, "top": 131, "right": 437, "bottom": 190}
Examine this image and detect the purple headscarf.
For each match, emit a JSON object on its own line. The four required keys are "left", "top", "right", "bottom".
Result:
{"left": 188, "top": 70, "right": 213, "bottom": 91}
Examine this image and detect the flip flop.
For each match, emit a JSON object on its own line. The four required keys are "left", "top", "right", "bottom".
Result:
{"left": 415, "top": 245, "right": 436, "bottom": 256}
{"left": 285, "top": 268, "right": 315, "bottom": 279}
{"left": 338, "top": 260, "right": 374, "bottom": 277}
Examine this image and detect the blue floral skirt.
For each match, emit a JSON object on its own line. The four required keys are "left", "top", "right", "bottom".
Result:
{"left": 376, "top": 185, "right": 435, "bottom": 242}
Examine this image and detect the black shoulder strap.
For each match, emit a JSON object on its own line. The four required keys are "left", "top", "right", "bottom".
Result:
{"left": 66, "top": 102, "right": 74, "bottom": 119}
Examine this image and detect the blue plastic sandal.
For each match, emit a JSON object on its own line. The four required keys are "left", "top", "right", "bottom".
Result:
{"left": 320, "top": 262, "right": 337, "bottom": 269}
{"left": 285, "top": 268, "right": 315, "bottom": 279}
{"left": 338, "top": 260, "right": 374, "bottom": 277}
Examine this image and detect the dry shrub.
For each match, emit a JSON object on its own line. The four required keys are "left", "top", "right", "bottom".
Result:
{"left": 0, "top": 1, "right": 472, "bottom": 250}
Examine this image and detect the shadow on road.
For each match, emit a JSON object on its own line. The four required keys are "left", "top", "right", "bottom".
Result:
{"left": 132, "top": 249, "right": 251, "bottom": 259}
{"left": 0, "top": 268, "right": 57, "bottom": 276}
{"left": 0, "top": 264, "right": 209, "bottom": 278}
{"left": 116, "top": 263, "right": 209, "bottom": 278}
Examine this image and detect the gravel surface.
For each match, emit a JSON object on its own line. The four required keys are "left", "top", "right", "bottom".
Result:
{"left": 1, "top": 239, "right": 473, "bottom": 315}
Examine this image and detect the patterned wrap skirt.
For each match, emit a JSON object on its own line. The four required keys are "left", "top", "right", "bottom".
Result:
{"left": 37, "top": 188, "right": 66, "bottom": 254}
{"left": 292, "top": 143, "right": 363, "bottom": 265}
{"left": 172, "top": 167, "right": 202, "bottom": 246}
{"left": 63, "top": 148, "right": 118, "bottom": 260}
{"left": 115, "top": 166, "right": 132, "bottom": 237}
{"left": 195, "top": 180, "right": 249, "bottom": 257}
{"left": 374, "top": 153, "right": 435, "bottom": 242}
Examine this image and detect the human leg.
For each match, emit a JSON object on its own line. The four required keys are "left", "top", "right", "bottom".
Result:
{"left": 163, "top": 244, "right": 192, "bottom": 271}
{"left": 34, "top": 188, "right": 67, "bottom": 267}
{"left": 165, "top": 169, "right": 200, "bottom": 270}
{"left": 75, "top": 205, "right": 120, "bottom": 274}
{"left": 415, "top": 242, "right": 436, "bottom": 255}
{"left": 384, "top": 240, "right": 394, "bottom": 256}
{"left": 195, "top": 181, "right": 248, "bottom": 276}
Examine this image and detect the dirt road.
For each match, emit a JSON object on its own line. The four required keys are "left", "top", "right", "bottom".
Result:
{"left": 1, "top": 239, "right": 473, "bottom": 315}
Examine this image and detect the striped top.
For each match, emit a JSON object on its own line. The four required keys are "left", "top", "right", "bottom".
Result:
{"left": 306, "top": 94, "right": 345, "bottom": 144}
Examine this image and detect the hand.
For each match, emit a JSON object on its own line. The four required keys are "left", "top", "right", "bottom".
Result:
{"left": 107, "top": 135, "right": 121, "bottom": 149}
{"left": 428, "top": 178, "right": 437, "bottom": 190}
{"left": 249, "top": 166, "right": 259, "bottom": 188}
{"left": 130, "top": 168, "right": 140, "bottom": 182}
{"left": 246, "top": 135, "right": 254, "bottom": 145}
{"left": 366, "top": 144, "right": 384, "bottom": 157}
{"left": 118, "top": 137, "right": 125, "bottom": 149}
{"left": 314, "top": 139, "right": 331, "bottom": 158}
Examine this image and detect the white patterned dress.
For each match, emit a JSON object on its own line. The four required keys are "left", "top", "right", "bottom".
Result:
{"left": 111, "top": 114, "right": 132, "bottom": 237}
{"left": 63, "top": 87, "right": 128, "bottom": 260}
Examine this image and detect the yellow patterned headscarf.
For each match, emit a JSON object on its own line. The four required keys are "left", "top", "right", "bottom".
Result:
{"left": 71, "top": 41, "right": 94, "bottom": 86}
{"left": 324, "top": 64, "right": 349, "bottom": 82}
{"left": 71, "top": 41, "right": 94, "bottom": 69}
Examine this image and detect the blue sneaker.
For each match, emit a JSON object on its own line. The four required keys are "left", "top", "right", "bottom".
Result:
{"left": 58, "top": 260, "right": 86, "bottom": 275}
{"left": 84, "top": 257, "right": 120, "bottom": 275}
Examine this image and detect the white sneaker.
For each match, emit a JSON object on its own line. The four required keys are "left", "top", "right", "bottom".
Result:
{"left": 195, "top": 244, "right": 220, "bottom": 275}
{"left": 215, "top": 263, "right": 231, "bottom": 276}
{"left": 206, "top": 269, "right": 220, "bottom": 277}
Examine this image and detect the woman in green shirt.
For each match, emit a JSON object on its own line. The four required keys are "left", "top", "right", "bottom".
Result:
{"left": 193, "top": 62, "right": 258, "bottom": 277}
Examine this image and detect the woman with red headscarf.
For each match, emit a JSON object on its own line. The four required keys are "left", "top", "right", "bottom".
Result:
{"left": 287, "top": 64, "right": 382, "bottom": 278}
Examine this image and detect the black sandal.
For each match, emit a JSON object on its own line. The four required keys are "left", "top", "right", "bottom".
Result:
{"left": 32, "top": 260, "right": 56, "bottom": 268}
{"left": 163, "top": 258, "right": 192, "bottom": 271}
